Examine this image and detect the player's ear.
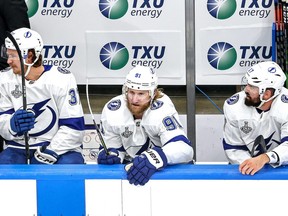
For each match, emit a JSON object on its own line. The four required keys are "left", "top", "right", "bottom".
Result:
{"left": 264, "top": 88, "right": 275, "bottom": 99}
{"left": 26, "top": 50, "right": 34, "bottom": 63}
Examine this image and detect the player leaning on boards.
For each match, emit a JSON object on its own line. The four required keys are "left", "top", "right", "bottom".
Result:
{"left": 0, "top": 27, "right": 85, "bottom": 164}
{"left": 97, "top": 65, "right": 194, "bottom": 186}
{"left": 223, "top": 61, "right": 288, "bottom": 175}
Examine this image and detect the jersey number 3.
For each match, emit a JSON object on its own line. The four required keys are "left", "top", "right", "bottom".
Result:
{"left": 69, "top": 88, "right": 78, "bottom": 105}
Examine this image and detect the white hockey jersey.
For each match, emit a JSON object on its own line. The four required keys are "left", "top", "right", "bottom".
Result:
{"left": 100, "top": 93, "right": 194, "bottom": 164}
{"left": 223, "top": 88, "right": 288, "bottom": 165}
{"left": 0, "top": 65, "right": 85, "bottom": 155}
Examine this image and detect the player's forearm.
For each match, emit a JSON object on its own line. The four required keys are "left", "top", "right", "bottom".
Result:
{"left": 0, "top": 114, "right": 19, "bottom": 140}
{"left": 225, "top": 149, "right": 251, "bottom": 164}
{"left": 163, "top": 141, "right": 194, "bottom": 164}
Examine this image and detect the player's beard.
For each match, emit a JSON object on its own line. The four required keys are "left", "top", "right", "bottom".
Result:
{"left": 127, "top": 101, "right": 150, "bottom": 118}
{"left": 244, "top": 94, "right": 261, "bottom": 107}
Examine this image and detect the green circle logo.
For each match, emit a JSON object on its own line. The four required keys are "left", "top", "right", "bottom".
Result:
{"left": 207, "top": 0, "right": 237, "bottom": 20}
{"left": 26, "top": 0, "right": 39, "bottom": 18}
{"left": 99, "top": 0, "right": 129, "bottom": 20}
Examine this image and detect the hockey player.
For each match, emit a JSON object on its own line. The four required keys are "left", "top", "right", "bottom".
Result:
{"left": 223, "top": 61, "right": 288, "bottom": 175}
{"left": 0, "top": 27, "right": 85, "bottom": 164}
{"left": 97, "top": 65, "right": 194, "bottom": 186}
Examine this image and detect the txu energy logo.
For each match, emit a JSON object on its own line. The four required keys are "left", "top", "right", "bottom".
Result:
{"left": 26, "top": 0, "right": 39, "bottom": 18}
{"left": 100, "top": 42, "right": 129, "bottom": 70}
{"left": 42, "top": 45, "right": 76, "bottom": 68}
{"left": 207, "top": 0, "right": 237, "bottom": 19}
{"left": 99, "top": 0, "right": 129, "bottom": 19}
{"left": 207, "top": 42, "right": 237, "bottom": 70}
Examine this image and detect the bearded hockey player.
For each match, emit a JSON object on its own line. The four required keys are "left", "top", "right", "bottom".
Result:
{"left": 223, "top": 61, "right": 288, "bottom": 175}
{"left": 97, "top": 65, "right": 194, "bottom": 186}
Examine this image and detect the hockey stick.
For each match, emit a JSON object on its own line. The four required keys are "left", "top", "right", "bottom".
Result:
{"left": 85, "top": 79, "right": 109, "bottom": 155}
{"left": 275, "top": 1, "right": 285, "bottom": 70}
{"left": 283, "top": 0, "right": 288, "bottom": 87}
{"left": 6, "top": 31, "right": 30, "bottom": 164}
{"left": 250, "top": 135, "right": 266, "bottom": 157}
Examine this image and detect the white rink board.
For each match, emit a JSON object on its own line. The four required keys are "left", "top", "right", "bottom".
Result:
{"left": 85, "top": 179, "right": 288, "bottom": 216}
{"left": 196, "top": 114, "right": 227, "bottom": 162}
{"left": 0, "top": 180, "right": 37, "bottom": 216}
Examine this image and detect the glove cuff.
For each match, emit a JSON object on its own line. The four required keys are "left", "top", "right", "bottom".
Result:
{"left": 34, "top": 146, "right": 59, "bottom": 164}
{"left": 266, "top": 151, "right": 279, "bottom": 164}
{"left": 142, "top": 147, "right": 168, "bottom": 170}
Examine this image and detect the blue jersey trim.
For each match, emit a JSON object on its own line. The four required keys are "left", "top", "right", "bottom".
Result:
{"left": 6, "top": 140, "right": 50, "bottom": 148}
{"left": 222, "top": 139, "right": 249, "bottom": 151}
{"left": 164, "top": 135, "right": 192, "bottom": 146}
{"left": 59, "top": 117, "right": 85, "bottom": 131}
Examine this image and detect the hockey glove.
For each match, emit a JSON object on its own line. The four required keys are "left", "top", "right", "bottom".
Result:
{"left": 32, "top": 146, "right": 59, "bottom": 164}
{"left": 10, "top": 109, "right": 35, "bottom": 136}
{"left": 97, "top": 148, "right": 121, "bottom": 164}
{"left": 125, "top": 147, "right": 168, "bottom": 186}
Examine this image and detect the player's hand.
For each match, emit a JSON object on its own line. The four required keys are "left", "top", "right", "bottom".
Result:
{"left": 10, "top": 109, "right": 35, "bottom": 136}
{"left": 31, "top": 146, "right": 59, "bottom": 164}
{"left": 97, "top": 148, "right": 121, "bottom": 164}
{"left": 239, "top": 154, "right": 269, "bottom": 175}
{"left": 125, "top": 147, "right": 168, "bottom": 186}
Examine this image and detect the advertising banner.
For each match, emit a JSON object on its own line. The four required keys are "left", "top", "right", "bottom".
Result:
{"left": 27, "top": 0, "right": 186, "bottom": 85}
{"left": 195, "top": 0, "right": 275, "bottom": 85}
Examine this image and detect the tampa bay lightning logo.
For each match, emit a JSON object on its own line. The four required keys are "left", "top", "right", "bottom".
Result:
{"left": 57, "top": 67, "right": 71, "bottom": 74}
{"left": 226, "top": 93, "right": 239, "bottom": 105}
{"left": 281, "top": 94, "right": 288, "bottom": 103}
{"left": 151, "top": 100, "right": 163, "bottom": 110}
{"left": 27, "top": 98, "right": 57, "bottom": 137}
{"left": 107, "top": 99, "right": 121, "bottom": 111}
{"left": 100, "top": 42, "right": 129, "bottom": 70}
{"left": 267, "top": 67, "right": 276, "bottom": 73}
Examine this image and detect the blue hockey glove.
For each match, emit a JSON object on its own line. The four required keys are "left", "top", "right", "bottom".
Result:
{"left": 97, "top": 148, "right": 121, "bottom": 164}
{"left": 32, "top": 146, "right": 59, "bottom": 164}
{"left": 10, "top": 109, "right": 35, "bottom": 136}
{"left": 125, "top": 147, "right": 168, "bottom": 186}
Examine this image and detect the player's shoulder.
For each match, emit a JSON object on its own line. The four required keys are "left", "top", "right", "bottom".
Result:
{"left": 145, "top": 94, "right": 177, "bottom": 119}
{"left": 275, "top": 88, "right": 288, "bottom": 107}
{"left": 0, "top": 67, "right": 14, "bottom": 82}
{"left": 44, "top": 65, "right": 72, "bottom": 75}
{"left": 150, "top": 93, "right": 174, "bottom": 110}
{"left": 104, "top": 95, "right": 124, "bottom": 112}
{"left": 42, "top": 65, "right": 75, "bottom": 84}
{"left": 224, "top": 91, "right": 245, "bottom": 107}
{"left": 0, "top": 66, "right": 11, "bottom": 73}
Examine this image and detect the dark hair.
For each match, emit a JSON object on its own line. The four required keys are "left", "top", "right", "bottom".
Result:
{"left": 29, "top": 49, "right": 42, "bottom": 67}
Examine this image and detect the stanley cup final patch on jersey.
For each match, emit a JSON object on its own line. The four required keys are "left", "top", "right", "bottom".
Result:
{"left": 11, "top": 85, "right": 22, "bottom": 99}
{"left": 281, "top": 94, "right": 288, "bottom": 103}
{"left": 226, "top": 94, "right": 239, "bottom": 105}
{"left": 240, "top": 121, "right": 252, "bottom": 134}
{"left": 107, "top": 99, "right": 121, "bottom": 111}
{"left": 121, "top": 127, "right": 133, "bottom": 138}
